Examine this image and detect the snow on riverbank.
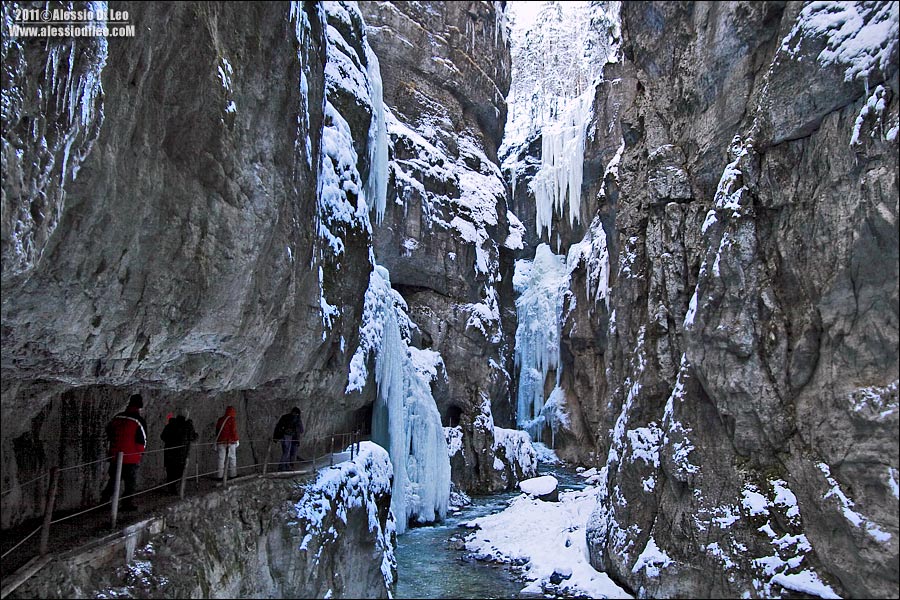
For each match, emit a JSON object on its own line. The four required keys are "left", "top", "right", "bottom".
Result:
{"left": 463, "top": 483, "right": 631, "bottom": 598}
{"left": 533, "top": 442, "right": 562, "bottom": 465}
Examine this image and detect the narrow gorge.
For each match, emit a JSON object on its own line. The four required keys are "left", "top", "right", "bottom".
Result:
{"left": 1, "top": 1, "right": 897, "bottom": 599}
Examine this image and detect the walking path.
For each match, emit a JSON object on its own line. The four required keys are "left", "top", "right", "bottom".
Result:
{"left": 0, "top": 450, "right": 353, "bottom": 598}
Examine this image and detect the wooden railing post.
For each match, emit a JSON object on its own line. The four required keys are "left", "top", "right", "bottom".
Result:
{"left": 110, "top": 452, "right": 124, "bottom": 528}
{"left": 330, "top": 434, "right": 335, "bottom": 466}
{"left": 222, "top": 445, "right": 229, "bottom": 487}
{"left": 179, "top": 448, "right": 190, "bottom": 499}
{"left": 38, "top": 467, "right": 59, "bottom": 555}
{"left": 262, "top": 439, "right": 272, "bottom": 476}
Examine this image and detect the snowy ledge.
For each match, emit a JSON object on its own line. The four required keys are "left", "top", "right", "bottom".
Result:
{"left": 294, "top": 441, "right": 397, "bottom": 592}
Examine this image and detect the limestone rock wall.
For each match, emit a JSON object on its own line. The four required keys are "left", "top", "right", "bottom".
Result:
{"left": 1, "top": 1, "right": 375, "bottom": 529}
{"left": 584, "top": 2, "right": 899, "bottom": 598}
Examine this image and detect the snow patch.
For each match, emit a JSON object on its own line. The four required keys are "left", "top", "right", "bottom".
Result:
{"left": 771, "top": 571, "right": 841, "bottom": 600}
{"left": 532, "top": 442, "right": 562, "bottom": 465}
{"left": 818, "top": 462, "right": 892, "bottom": 543}
{"left": 464, "top": 484, "right": 630, "bottom": 598}
{"left": 781, "top": 1, "right": 899, "bottom": 83}
{"left": 850, "top": 84, "right": 888, "bottom": 146}
{"left": 631, "top": 536, "right": 672, "bottom": 578}
{"left": 444, "top": 426, "right": 463, "bottom": 457}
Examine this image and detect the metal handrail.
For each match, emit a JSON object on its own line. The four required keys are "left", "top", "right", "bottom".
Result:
{"left": 0, "top": 434, "right": 361, "bottom": 495}
{"left": 0, "top": 430, "right": 365, "bottom": 569}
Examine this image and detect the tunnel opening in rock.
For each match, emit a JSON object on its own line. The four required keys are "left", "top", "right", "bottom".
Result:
{"left": 443, "top": 404, "right": 464, "bottom": 428}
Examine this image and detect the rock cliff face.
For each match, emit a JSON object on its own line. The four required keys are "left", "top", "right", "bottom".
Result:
{"left": 358, "top": 1, "right": 531, "bottom": 493}
{"left": 9, "top": 443, "right": 396, "bottom": 599}
{"left": 1, "top": 1, "right": 380, "bottom": 529}
{"left": 1, "top": 0, "right": 525, "bottom": 538}
{"left": 578, "top": 2, "right": 898, "bottom": 598}
{"left": 4, "top": 0, "right": 896, "bottom": 597}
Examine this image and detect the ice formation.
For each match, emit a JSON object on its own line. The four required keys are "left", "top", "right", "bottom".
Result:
{"left": 514, "top": 243, "right": 570, "bottom": 440}
{"left": 350, "top": 266, "right": 451, "bottom": 534}
{"left": 317, "top": 2, "right": 450, "bottom": 533}
{"left": 363, "top": 43, "right": 389, "bottom": 223}
{"left": 530, "top": 91, "right": 593, "bottom": 239}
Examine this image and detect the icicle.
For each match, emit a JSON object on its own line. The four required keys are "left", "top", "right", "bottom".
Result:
{"left": 530, "top": 92, "right": 592, "bottom": 241}
{"left": 363, "top": 44, "right": 389, "bottom": 224}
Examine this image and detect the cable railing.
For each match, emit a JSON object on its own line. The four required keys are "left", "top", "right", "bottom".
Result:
{"left": 0, "top": 430, "right": 365, "bottom": 577}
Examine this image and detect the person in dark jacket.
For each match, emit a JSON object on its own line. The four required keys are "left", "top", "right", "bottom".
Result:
{"left": 100, "top": 394, "right": 147, "bottom": 510}
{"left": 273, "top": 407, "right": 305, "bottom": 471}
{"left": 160, "top": 412, "right": 198, "bottom": 493}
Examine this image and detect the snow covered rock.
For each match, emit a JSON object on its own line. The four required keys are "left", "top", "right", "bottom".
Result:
{"left": 358, "top": 2, "right": 524, "bottom": 495}
{"left": 519, "top": 475, "right": 559, "bottom": 502}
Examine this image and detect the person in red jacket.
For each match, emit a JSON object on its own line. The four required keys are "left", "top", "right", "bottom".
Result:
{"left": 215, "top": 405, "right": 239, "bottom": 480}
{"left": 100, "top": 394, "right": 147, "bottom": 511}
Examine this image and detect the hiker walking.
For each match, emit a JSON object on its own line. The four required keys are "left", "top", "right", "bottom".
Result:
{"left": 215, "top": 406, "right": 239, "bottom": 480}
{"left": 100, "top": 394, "right": 147, "bottom": 511}
{"left": 160, "top": 412, "right": 198, "bottom": 493}
{"left": 273, "top": 407, "right": 305, "bottom": 471}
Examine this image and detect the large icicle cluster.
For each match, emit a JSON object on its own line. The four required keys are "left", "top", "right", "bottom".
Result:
{"left": 320, "top": 2, "right": 451, "bottom": 534}
{"left": 348, "top": 265, "right": 451, "bottom": 534}
{"left": 514, "top": 243, "right": 571, "bottom": 440}
{"left": 530, "top": 91, "right": 593, "bottom": 240}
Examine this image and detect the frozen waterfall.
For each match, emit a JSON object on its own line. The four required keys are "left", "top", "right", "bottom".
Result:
{"left": 351, "top": 266, "right": 451, "bottom": 534}
{"left": 364, "top": 44, "right": 389, "bottom": 224}
{"left": 513, "top": 244, "right": 570, "bottom": 441}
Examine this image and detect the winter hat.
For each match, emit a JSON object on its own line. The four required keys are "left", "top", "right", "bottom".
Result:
{"left": 128, "top": 393, "right": 144, "bottom": 409}
{"left": 291, "top": 407, "right": 301, "bottom": 415}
